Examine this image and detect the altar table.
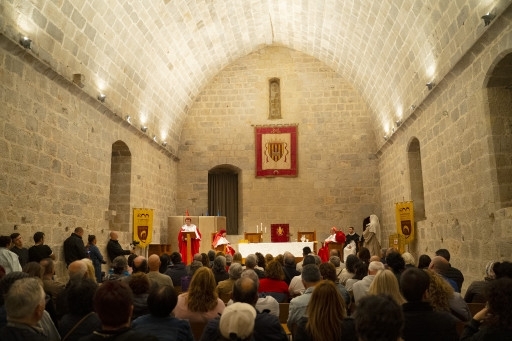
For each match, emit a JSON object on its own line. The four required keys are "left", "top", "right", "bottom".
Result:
{"left": 237, "top": 241, "right": 316, "bottom": 257}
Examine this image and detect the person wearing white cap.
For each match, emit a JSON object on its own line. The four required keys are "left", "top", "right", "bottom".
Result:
{"left": 219, "top": 302, "right": 256, "bottom": 341}
{"left": 200, "top": 276, "right": 287, "bottom": 341}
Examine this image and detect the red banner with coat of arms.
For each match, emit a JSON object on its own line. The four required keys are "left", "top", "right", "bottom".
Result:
{"left": 256, "top": 125, "right": 298, "bottom": 177}
{"left": 271, "top": 224, "right": 290, "bottom": 243}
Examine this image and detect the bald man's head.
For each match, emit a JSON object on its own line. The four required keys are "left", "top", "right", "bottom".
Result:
{"left": 68, "top": 260, "right": 88, "bottom": 281}
{"left": 148, "top": 254, "right": 161, "bottom": 271}
{"left": 132, "top": 256, "right": 148, "bottom": 273}
{"left": 109, "top": 231, "right": 118, "bottom": 240}
{"left": 429, "top": 256, "right": 449, "bottom": 274}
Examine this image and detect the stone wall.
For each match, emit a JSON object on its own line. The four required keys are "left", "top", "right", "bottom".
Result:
{"left": 0, "top": 36, "right": 178, "bottom": 280}
{"left": 377, "top": 11, "right": 512, "bottom": 290}
{"left": 177, "top": 46, "right": 381, "bottom": 242}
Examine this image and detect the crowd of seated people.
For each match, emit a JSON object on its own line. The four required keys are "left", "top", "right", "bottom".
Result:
{"left": 2, "top": 230, "right": 512, "bottom": 341}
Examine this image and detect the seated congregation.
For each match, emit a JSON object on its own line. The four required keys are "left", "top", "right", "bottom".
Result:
{"left": 0, "top": 244, "right": 512, "bottom": 341}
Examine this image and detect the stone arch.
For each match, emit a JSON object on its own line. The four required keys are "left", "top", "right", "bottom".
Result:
{"left": 208, "top": 164, "right": 241, "bottom": 235}
{"left": 485, "top": 50, "right": 512, "bottom": 208}
{"left": 108, "top": 140, "right": 132, "bottom": 231}
{"left": 407, "top": 137, "right": 425, "bottom": 221}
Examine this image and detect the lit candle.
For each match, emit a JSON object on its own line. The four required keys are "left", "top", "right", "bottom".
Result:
{"left": 264, "top": 227, "right": 267, "bottom": 234}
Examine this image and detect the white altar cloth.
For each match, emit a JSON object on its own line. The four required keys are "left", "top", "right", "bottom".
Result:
{"left": 237, "top": 242, "right": 315, "bottom": 257}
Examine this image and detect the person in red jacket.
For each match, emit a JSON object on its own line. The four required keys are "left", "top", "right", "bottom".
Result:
{"left": 318, "top": 226, "right": 346, "bottom": 263}
{"left": 178, "top": 217, "right": 201, "bottom": 264}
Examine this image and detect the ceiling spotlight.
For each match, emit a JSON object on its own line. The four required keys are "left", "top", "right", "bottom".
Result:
{"left": 141, "top": 126, "right": 148, "bottom": 133}
{"left": 153, "top": 135, "right": 157, "bottom": 142}
{"left": 481, "top": 12, "right": 496, "bottom": 26}
{"left": 97, "top": 93, "right": 106, "bottom": 102}
{"left": 383, "top": 135, "right": 389, "bottom": 141}
{"left": 162, "top": 141, "right": 167, "bottom": 147}
{"left": 125, "top": 115, "right": 131, "bottom": 123}
{"left": 395, "top": 119, "right": 402, "bottom": 127}
{"left": 20, "top": 36, "right": 32, "bottom": 49}
{"left": 410, "top": 105, "right": 416, "bottom": 111}
{"left": 426, "top": 82, "right": 435, "bottom": 91}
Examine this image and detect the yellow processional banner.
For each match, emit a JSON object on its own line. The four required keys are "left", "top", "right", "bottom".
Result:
{"left": 133, "top": 208, "right": 153, "bottom": 248}
{"left": 395, "top": 201, "right": 414, "bottom": 244}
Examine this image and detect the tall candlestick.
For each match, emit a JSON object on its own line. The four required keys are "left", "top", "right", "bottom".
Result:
{"left": 264, "top": 227, "right": 267, "bottom": 234}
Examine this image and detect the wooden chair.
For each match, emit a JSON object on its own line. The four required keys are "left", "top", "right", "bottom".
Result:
{"left": 211, "top": 232, "right": 226, "bottom": 252}
{"left": 297, "top": 231, "right": 316, "bottom": 242}
{"left": 189, "top": 321, "right": 208, "bottom": 341}
{"left": 327, "top": 242, "right": 344, "bottom": 260}
{"left": 244, "top": 232, "right": 262, "bottom": 243}
{"left": 278, "top": 303, "right": 292, "bottom": 340}
{"left": 278, "top": 302, "right": 290, "bottom": 324}
{"left": 467, "top": 302, "right": 486, "bottom": 317}
{"left": 297, "top": 231, "right": 317, "bottom": 253}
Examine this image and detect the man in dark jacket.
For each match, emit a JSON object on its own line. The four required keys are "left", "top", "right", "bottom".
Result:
{"left": 164, "top": 252, "right": 187, "bottom": 287}
{"left": 78, "top": 280, "right": 157, "bottom": 341}
{"left": 106, "top": 231, "right": 132, "bottom": 263}
{"left": 63, "top": 227, "right": 87, "bottom": 266}
{"left": 435, "top": 248, "right": 464, "bottom": 292}
{"left": 400, "top": 267, "right": 458, "bottom": 341}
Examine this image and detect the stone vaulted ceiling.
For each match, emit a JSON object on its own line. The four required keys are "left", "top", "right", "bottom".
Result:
{"left": 2, "top": 0, "right": 511, "bottom": 153}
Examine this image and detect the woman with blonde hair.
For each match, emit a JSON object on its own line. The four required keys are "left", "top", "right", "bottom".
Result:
{"left": 173, "top": 267, "right": 225, "bottom": 322}
{"left": 81, "top": 258, "right": 96, "bottom": 282}
{"left": 294, "top": 280, "right": 357, "bottom": 341}
{"left": 368, "top": 269, "right": 406, "bottom": 305}
{"left": 426, "top": 269, "right": 470, "bottom": 321}
{"left": 426, "top": 270, "right": 453, "bottom": 313}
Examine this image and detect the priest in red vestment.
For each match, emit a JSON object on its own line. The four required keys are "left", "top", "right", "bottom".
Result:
{"left": 178, "top": 217, "right": 201, "bottom": 264}
{"left": 212, "top": 229, "right": 235, "bottom": 256}
{"left": 318, "top": 226, "right": 346, "bottom": 263}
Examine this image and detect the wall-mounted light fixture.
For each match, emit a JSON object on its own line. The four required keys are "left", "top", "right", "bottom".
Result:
{"left": 162, "top": 141, "right": 168, "bottom": 147}
{"left": 395, "top": 119, "right": 402, "bottom": 127}
{"left": 383, "top": 135, "right": 389, "bottom": 141}
{"left": 125, "top": 115, "right": 131, "bottom": 123}
{"left": 410, "top": 105, "right": 416, "bottom": 111}
{"left": 426, "top": 82, "right": 435, "bottom": 90}
{"left": 20, "top": 36, "right": 32, "bottom": 49}
{"left": 141, "top": 126, "right": 148, "bottom": 133}
{"left": 97, "top": 93, "right": 106, "bottom": 102}
{"left": 481, "top": 12, "right": 496, "bottom": 26}
{"left": 153, "top": 135, "right": 157, "bottom": 142}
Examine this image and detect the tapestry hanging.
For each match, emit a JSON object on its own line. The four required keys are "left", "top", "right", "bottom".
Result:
{"left": 133, "top": 208, "right": 153, "bottom": 248}
{"left": 395, "top": 201, "right": 414, "bottom": 244}
{"left": 255, "top": 125, "right": 298, "bottom": 177}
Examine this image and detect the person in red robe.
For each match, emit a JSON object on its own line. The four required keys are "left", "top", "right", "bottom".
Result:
{"left": 212, "top": 229, "right": 235, "bottom": 256}
{"left": 178, "top": 217, "right": 201, "bottom": 264}
{"left": 318, "top": 226, "right": 346, "bottom": 263}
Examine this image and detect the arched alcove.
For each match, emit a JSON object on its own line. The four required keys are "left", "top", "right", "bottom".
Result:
{"left": 108, "top": 141, "right": 132, "bottom": 231}
{"left": 487, "top": 52, "right": 512, "bottom": 208}
{"left": 408, "top": 138, "right": 426, "bottom": 221}
{"left": 208, "top": 164, "right": 240, "bottom": 235}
